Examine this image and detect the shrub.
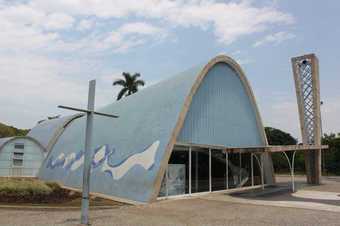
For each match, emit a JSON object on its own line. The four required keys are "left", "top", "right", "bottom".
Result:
{"left": 0, "top": 178, "right": 59, "bottom": 203}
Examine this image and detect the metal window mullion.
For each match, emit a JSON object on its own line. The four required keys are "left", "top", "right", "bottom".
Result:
{"left": 189, "top": 146, "right": 192, "bottom": 195}
{"left": 251, "top": 153, "right": 254, "bottom": 187}
{"left": 209, "top": 148, "right": 212, "bottom": 192}
{"left": 239, "top": 152, "right": 242, "bottom": 185}
{"left": 195, "top": 151, "right": 198, "bottom": 192}
{"left": 261, "top": 154, "right": 264, "bottom": 189}
{"left": 226, "top": 151, "right": 229, "bottom": 189}
{"left": 166, "top": 166, "right": 169, "bottom": 198}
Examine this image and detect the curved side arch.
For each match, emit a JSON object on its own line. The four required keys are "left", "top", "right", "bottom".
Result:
{"left": 37, "top": 114, "right": 84, "bottom": 177}
{"left": 0, "top": 136, "right": 47, "bottom": 153}
{"left": 150, "top": 55, "right": 269, "bottom": 201}
{"left": 44, "top": 114, "right": 84, "bottom": 152}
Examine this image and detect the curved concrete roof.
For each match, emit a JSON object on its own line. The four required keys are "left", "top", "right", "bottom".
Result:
{"left": 28, "top": 114, "right": 83, "bottom": 152}
{"left": 0, "top": 136, "right": 46, "bottom": 152}
{"left": 0, "top": 137, "right": 12, "bottom": 148}
{"left": 38, "top": 55, "right": 268, "bottom": 204}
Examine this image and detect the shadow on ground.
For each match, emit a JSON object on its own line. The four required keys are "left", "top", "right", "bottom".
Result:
{"left": 228, "top": 176, "right": 340, "bottom": 207}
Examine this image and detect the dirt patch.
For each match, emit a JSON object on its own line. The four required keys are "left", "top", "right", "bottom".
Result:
{"left": 0, "top": 177, "right": 125, "bottom": 207}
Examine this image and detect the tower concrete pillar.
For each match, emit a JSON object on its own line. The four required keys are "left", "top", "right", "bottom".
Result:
{"left": 291, "top": 54, "right": 322, "bottom": 185}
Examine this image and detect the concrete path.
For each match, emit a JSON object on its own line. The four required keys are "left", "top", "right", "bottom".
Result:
{"left": 1, "top": 176, "right": 340, "bottom": 226}
{"left": 1, "top": 198, "right": 340, "bottom": 226}
{"left": 203, "top": 175, "right": 340, "bottom": 213}
{"left": 204, "top": 190, "right": 340, "bottom": 213}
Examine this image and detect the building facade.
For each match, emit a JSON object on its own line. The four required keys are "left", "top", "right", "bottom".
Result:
{"left": 0, "top": 114, "right": 82, "bottom": 177}
{"left": 36, "top": 55, "right": 274, "bottom": 203}
{"left": 0, "top": 137, "right": 45, "bottom": 177}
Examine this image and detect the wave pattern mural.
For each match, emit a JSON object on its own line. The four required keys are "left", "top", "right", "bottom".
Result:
{"left": 46, "top": 141, "right": 160, "bottom": 181}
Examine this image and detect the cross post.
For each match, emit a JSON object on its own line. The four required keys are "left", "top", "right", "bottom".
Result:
{"left": 58, "top": 79, "right": 118, "bottom": 225}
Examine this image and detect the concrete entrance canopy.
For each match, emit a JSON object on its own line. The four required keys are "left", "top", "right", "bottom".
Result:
{"left": 176, "top": 142, "right": 328, "bottom": 192}
{"left": 224, "top": 144, "right": 328, "bottom": 153}
{"left": 222, "top": 144, "right": 329, "bottom": 192}
{"left": 176, "top": 142, "right": 328, "bottom": 154}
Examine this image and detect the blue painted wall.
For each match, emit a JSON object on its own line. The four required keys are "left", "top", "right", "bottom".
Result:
{"left": 177, "top": 63, "right": 264, "bottom": 147}
{"left": 28, "top": 115, "right": 78, "bottom": 150}
{"left": 38, "top": 65, "right": 203, "bottom": 203}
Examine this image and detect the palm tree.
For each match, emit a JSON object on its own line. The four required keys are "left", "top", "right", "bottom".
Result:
{"left": 113, "top": 72, "right": 145, "bottom": 100}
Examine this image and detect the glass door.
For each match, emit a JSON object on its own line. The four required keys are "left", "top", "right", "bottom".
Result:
{"left": 191, "top": 148, "right": 209, "bottom": 193}
{"left": 211, "top": 149, "right": 227, "bottom": 191}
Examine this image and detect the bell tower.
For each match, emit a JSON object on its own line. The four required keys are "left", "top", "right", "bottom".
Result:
{"left": 291, "top": 54, "right": 322, "bottom": 184}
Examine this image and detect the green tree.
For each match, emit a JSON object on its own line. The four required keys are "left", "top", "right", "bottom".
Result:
{"left": 264, "top": 127, "right": 305, "bottom": 173}
{"left": 265, "top": 127, "right": 297, "bottom": 145}
{"left": 113, "top": 72, "right": 145, "bottom": 100}
{"left": 0, "top": 122, "right": 29, "bottom": 138}
{"left": 322, "top": 133, "right": 340, "bottom": 175}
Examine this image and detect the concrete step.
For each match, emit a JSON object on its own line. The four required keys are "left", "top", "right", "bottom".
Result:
{"left": 229, "top": 185, "right": 292, "bottom": 198}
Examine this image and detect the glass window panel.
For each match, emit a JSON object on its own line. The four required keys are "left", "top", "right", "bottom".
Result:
{"left": 240, "top": 152, "right": 251, "bottom": 187}
{"left": 252, "top": 153, "right": 263, "bottom": 186}
{"left": 211, "top": 149, "right": 227, "bottom": 191}
{"left": 227, "top": 152, "right": 240, "bottom": 188}
{"left": 14, "top": 143, "right": 24, "bottom": 149}
{"left": 158, "top": 171, "right": 167, "bottom": 197}
{"left": 13, "top": 152, "right": 24, "bottom": 159}
{"left": 164, "top": 148, "right": 190, "bottom": 196}
{"left": 13, "top": 159, "right": 23, "bottom": 167}
{"left": 191, "top": 148, "right": 209, "bottom": 193}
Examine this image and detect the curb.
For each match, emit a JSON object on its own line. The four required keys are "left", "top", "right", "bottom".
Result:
{"left": 0, "top": 204, "right": 123, "bottom": 211}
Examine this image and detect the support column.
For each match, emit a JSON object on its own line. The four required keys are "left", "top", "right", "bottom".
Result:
{"left": 292, "top": 54, "right": 322, "bottom": 185}
{"left": 189, "top": 146, "right": 192, "bottom": 195}
{"left": 261, "top": 154, "right": 264, "bottom": 190}
{"left": 226, "top": 151, "right": 229, "bottom": 189}
{"left": 209, "top": 149, "right": 212, "bottom": 192}
{"left": 251, "top": 153, "right": 254, "bottom": 187}
{"left": 195, "top": 151, "right": 198, "bottom": 192}
{"left": 239, "top": 152, "right": 242, "bottom": 185}
{"left": 166, "top": 166, "right": 169, "bottom": 197}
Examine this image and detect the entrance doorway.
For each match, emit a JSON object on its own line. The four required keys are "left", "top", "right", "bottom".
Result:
{"left": 159, "top": 144, "right": 264, "bottom": 198}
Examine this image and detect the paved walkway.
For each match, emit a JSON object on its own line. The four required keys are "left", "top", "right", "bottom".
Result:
{"left": 202, "top": 175, "right": 340, "bottom": 213}
{"left": 204, "top": 189, "right": 340, "bottom": 213}
{"left": 2, "top": 198, "right": 340, "bottom": 226}
{"left": 1, "top": 176, "right": 340, "bottom": 226}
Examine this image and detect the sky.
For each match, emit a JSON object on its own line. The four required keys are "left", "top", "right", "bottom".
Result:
{"left": 0, "top": 0, "right": 339, "bottom": 141}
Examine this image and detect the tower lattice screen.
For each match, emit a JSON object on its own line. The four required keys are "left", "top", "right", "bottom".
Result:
{"left": 297, "top": 59, "right": 315, "bottom": 144}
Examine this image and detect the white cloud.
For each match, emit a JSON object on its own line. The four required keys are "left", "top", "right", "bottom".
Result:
{"left": 97, "top": 22, "right": 166, "bottom": 53}
{"left": 0, "top": 0, "right": 296, "bottom": 128}
{"left": 253, "top": 31, "right": 296, "bottom": 47}
{"left": 0, "top": 1, "right": 295, "bottom": 54}
{"left": 0, "top": 53, "right": 117, "bottom": 128}
{"left": 0, "top": 3, "right": 74, "bottom": 52}
{"left": 77, "top": 19, "right": 95, "bottom": 31}
{"left": 118, "top": 22, "right": 163, "bottom": 35}
{"left": 44, "top": 13, "right": 74, "bottom": 30}
{"left": 27, "top": 0, "right": 294, "bottom": 45}
{"left": 163, "top": 1, "right": 294, "bottom": 44}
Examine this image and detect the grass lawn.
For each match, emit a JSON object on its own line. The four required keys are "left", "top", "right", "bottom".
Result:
{"left": 0, "top": 177, "right": 124, "bottom": 207}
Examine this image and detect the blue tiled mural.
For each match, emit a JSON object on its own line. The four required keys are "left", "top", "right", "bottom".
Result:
{"left": 46, "top": 141, "right": 160, "bottom": 180}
